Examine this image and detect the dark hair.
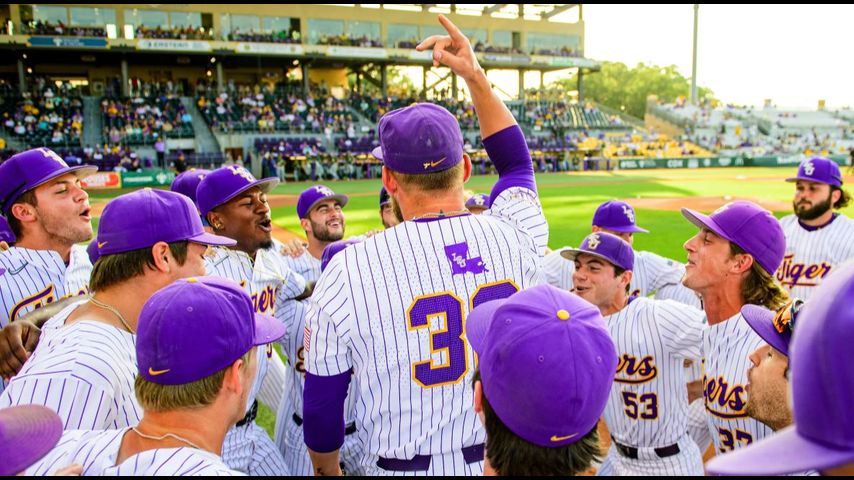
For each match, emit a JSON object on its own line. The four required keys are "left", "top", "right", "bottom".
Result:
{"left": 6, "top": 190, "right": 38, "bottom": 239}
{"left": 89, "top": 241, "right": 189, "bottom": 292}
{"left": 833, "top": 186, "right": 850, "bottom": 210}
{"left": 474, "top": 370, "right": 602, "bottom": 476}
{"left": 613, "top": 265, "right": 632, "bottom": 295}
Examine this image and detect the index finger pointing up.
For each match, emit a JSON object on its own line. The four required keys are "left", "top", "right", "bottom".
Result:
{"left": 438, "top": 14, "right": 466, "bottom": 42}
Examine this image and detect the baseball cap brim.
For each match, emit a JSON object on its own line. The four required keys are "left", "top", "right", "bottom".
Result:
{"left": 302, "top": 194, "right": 350, "bottom": 219}
{"left": 466, "top": 297, "right": 509, "bottom": 355}
{"left": 3, "top": 165, "right": 99, "bottom": 214}
{"left": 603, "top": 224, "right": 649, "bottom": 234}
{"left": 785, "top": 175, "right": 841, "bottom": 187}
{"left": 680, "top": 208, "right": 738, "bottom": 244}
{"left": 204, "top": 177, "right": 280, "bottom": 215}
{"left": 560, "top": 248, "right": 623, "bottom": 270}
{"left": 187, "top": 231, "right": 237, "bottom": 248}
{"left": 371, "top": 146, "right": 384, "bottom": 161}
{"left": 0, "top": 405, "right": 63, "bottom": 476}
{"left": 253, "top": 312, "right": 286, "bottom": 345}
{"left": 706, "top": 424, "right": 854, "bottom": 475}
{"left": 741, "top": 304, "right": 790, "bottom": 356}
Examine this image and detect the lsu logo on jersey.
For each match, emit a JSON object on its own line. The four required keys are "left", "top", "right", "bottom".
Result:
{"left": 704, "top": 374, "right": 748, "bottom": 419}
{"left": 614, "top": 354, "right": 658, "bottom": 384}
{"left": 444, "top": 242, "right": 488, "bottom": 275}
{"left": 9, "top": 284, "right": 58, "bottom": 323}
{"left": 775, "top": 254, "right": 832, "bottom": 288}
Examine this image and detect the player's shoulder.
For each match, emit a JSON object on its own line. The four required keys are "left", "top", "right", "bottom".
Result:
{"left": 30, "top": 320, "right": 135, "bottom": 379}
{"left": 779, "top": 214, "right": 798, "bottom": 227}
{"left": 28, "top": 429, "right": 123, "bottom": 475}
{"left": 651, "top": 297, "right": 704, "bottom": 321}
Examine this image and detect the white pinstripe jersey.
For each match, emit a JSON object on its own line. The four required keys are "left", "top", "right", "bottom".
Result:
{"left": 306, "top": 185, "right": 548, "bottom": 462}
{"left": 0, "top": 245, "right": 91, "bottom": 328}
{"left": 27, "top": 429, "right": 242, "bottom": 476}
{"left": 602, "top": 297, "right": 705, "bottom": 448}
{"left": 204, "top": 241, "right": 307, "bottom": 411}
{"left": 0, "top": 303, "right": 140, "bottom": 430}
{"left": 777, "top": 214, "right": 854, "bottom": 300}
{"left": 282, "top": 252, "right": 322, "bottom": 284}
{"left": 542, "top": 248, "right": 701, "bottom": 307}
{"left": 703, "top": 312, "right": 773, "bottom": 454}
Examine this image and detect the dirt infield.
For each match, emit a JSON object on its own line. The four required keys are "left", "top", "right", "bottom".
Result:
{"left": 627, "top": 196, "right": 791, "bottom": 212}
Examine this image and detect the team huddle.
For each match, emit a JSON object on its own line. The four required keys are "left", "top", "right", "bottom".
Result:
{"left": 1, "top": 15, "right": 853, "bottom": 477}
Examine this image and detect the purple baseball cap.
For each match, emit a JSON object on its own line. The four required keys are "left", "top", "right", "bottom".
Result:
{"left": 0, "top": 404, "right": 63, "bottom": 475}
{"left": 379, "top": 187, "right": 391, "bottom": 207}
{"left": 196, "top": 166, "right": 279, "bottom": 218}
{"left": 465, "top": 193, "right": 491, "bottom": 210}
{"left": 741, "top": 299, "right": 803, "bottom": 357}
{"left": 96, "top": 189, "right": 235, "bottom": 256}
{"left": 170, "top": 169, "right": 210, "bottom": 206}
{"left": 681, "top": 201, "right": 785, "bottom": 275}
{"left": 137, "top": 276, "right": 286, "bottom": 386}
{"left": 467, "top": 284, "right": 617, "bottom": 447}
{"left": 320, "top": 238, "right": 361, "bottom": 273}
{"left": 371, "top": 103, "right": 464, "bottom": 174}
{"left": 0, "top": 147, "right": 97, "bottom": 214}
{"left": 87, "top": 238, "right": 100, "bottom": 264}
{"left": 560, "top": 232, "right": 635, "bottom": 271}
{"left": 707, "top": 261, "right": 854, "bottom": 475}
{"left": 786, "top": 157, "right": 843, "bottom": 187}
{"left": 592, "top": 200, "right": 649, "bottom": 233}
{"left": 0, "top": 215, "right": 15, "bottom": 244}
{"left": 296, "top": 185, "right": 349, "bottom": 219}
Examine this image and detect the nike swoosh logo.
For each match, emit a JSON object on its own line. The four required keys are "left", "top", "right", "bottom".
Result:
{"left": 8, "top": 263, "right": 27, "bottom": 275}
{"left": 423, "top": 157, "right": 446, "bottom": 170}
{"left": 97, "top": 241, "right": 108, "bottom": 249}
{"left": 551, "top": 433, "right": 578, "bottom": 442}
{"left": 148, "top": 367, "right": 170, "bottom": 376}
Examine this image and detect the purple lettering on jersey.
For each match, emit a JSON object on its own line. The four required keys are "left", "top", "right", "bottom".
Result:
{"left": 444, "top": 242, "right": 489, "bottom": 275}
{"left": 776, "top": 254, "right": 832, "bottom": 288}
{"left": 704, "top": 375, "right": 748, "bottom": 419}
{"left": 614, "top": 354, "right": 658, "bottom": 384}
{"left": 0, "top": 267, "right": 4, "bottom": 277}
{"left": 9, "top": 284, "right": 56, "bottom": 323}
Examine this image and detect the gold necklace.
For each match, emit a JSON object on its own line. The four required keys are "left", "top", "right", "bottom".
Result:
{"left": 89, "top": 296, "right": 135, "bottom": 334}
{"left": 410, "top": 209, "right": 471, "bottom": 221}
{"left": 131, "top": 426, "right": 203, "bottom": 451}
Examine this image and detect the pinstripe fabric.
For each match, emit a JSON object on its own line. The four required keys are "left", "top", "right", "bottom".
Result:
{"left": 777, "top": 214, "right": 854, "bottom": 300}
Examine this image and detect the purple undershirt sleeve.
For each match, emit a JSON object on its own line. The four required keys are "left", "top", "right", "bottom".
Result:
{"left": 303, "top": 370, "right": 351, "bottom": 453}
{"left": 482, "top": 125, "right": 537, "bottom": 203}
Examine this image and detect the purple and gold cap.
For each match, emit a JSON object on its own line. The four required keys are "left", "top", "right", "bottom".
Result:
{"left": 171, "top": 169, "right": 210, "bottom": 207}
{"left": 137, "top": 276, "right": 286, "bottom": 386}
{"left": 560, "top": 232, "right": 635, "bottom": 271}
{"left": 465, "top": 193, "right": 491, "bottom": 211}
{"left": 707, "top": 261, "right": 854, "bottom": 475}
{"left": 296, "top": 185, "right": 349, "bottom": 219}
{"left": 0, "top": 405, "right": 63, "bottom": 475}
{"left": 741, "top": 299, "right": 804, "bottom": 357}
{"left": 196, "top": 166, "right": 279, "bottom": 218}
{"left": 371, "top": 103, "right": 464, "bottom": 174}
{"left": 592, "top": 200, "right": 649, "bottom": 233}
{"left": 0, "top": 215, "right": 14, "bottom": 244}
{"left": 786, "top": 157, "right": 843, "bottom": 187}
{"left": 681, "top": 201, "right": 785, "bottom": 275}
{"left": 320, "top": 238, "right": 361, "bottom": 273}
{"left": 96, "top": 189, "right": 235, "bottom": 256}
{"left": 466, "top": 284, "right": 617, "bottom": 447}
{"left": 0, "top": 147, "right": 97, "bottom": 214}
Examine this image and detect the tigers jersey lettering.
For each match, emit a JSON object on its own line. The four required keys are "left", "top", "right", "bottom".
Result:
{"left": 777, "top": 214, "right": 854, "bottom": 300}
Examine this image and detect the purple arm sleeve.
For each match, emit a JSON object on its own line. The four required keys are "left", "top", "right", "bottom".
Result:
{"left": 482, "top": 125, "right": 537, "bottom": 203}
{"left": 303, "top": 370, "right": 351, "bottom": 453}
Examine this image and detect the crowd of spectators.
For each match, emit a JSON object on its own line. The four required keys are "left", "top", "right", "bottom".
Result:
{"left": 316, "top": 33, "right": 382, "bottom": 48}
{"left": 227, "top": 28, "right": 300, "bottom": 44}
{"left": 134, "top": 25, "right": 213, "bottom": 40}
{"left": 22, "top": 20, "right": 105, "bottom": 37}
{"left": 1, "top": 77, "right": 83, "bottom": 148}
{"left": 102, "top": 94, "right": 194, "bottom": 146}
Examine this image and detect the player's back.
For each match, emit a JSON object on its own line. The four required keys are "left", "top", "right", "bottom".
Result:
{"left": 308, "top": 190, "right": 544, "bottom": 461}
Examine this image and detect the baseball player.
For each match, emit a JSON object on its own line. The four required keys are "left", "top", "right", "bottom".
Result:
{"left": 379, "top": 186, "right": 400, "bottom": 228}
{"left": 303, "top": 15, "right": 548, "bottom": 476}
{"left": 467, "top": 284, "right": 617, "bottom": 476}
{"left": 197, "top": 165, "right": 307, "bottom": 475}
{"left": 170, "top": 168, "right": 210, "bottom": 212}
{"left": 741, "top": 299, "right": 803, "bottom": 432}
{"left": 0, "top": 215, "right": 14, "bottom": 251}
{"left": 707, "top": 260, "right": 854, "bottom": 476}
{"left": 542, "top": 200, "right": 701, "bottom": 308}
{"left": 281, "top": 185, "right": 349, "bottom": 283}
{"left": 681, "top": 201, "right": 789, "bottom": 455}
{"left": 26, "top": 276, "right": 286, "bottom": 476}
{"left": 777, "top": 157, "right": 854, "bottom": 300}
{"left": 0, "top": 189, "right": 233, "bottom": 430}
{"left": 274, "top": 239, "right": 365, "bottom": 475}
{"left": 564, "top": 232, "right": 706, "bottom": 475}
{"left": 464, "top": 193, "right": 490, "bottom": 214}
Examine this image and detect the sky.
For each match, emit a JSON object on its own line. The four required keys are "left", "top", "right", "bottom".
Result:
{"left": 582, "top": 4, "right": 854, "bottom": 110}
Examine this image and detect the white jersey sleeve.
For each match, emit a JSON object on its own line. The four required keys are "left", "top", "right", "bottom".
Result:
{"left": 654, "top": 300, "right": 705, "bottom": 361}
{"left": 540, "top": 247, "right": 574, "bottom": 289}
{"left": 305, "top": 256, "right": 353, "bottom": 377}
{"left": 486, "top": 186, "right": 549, "bottom": 255}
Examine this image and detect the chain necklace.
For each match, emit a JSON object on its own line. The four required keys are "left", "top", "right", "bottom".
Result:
{"left": 410, "top": 209, "right": 471, "bottom": 221}
{"left": 89, "top": 296, "right": 135, "bottom": 334}
{"left": 131, "top": 426, "right": 203, "bottom": 451}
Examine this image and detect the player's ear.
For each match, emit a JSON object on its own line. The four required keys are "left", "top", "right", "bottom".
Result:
{"left": 382, "top": 166, "right": 397, "bottom": 195}
{"left": 730, "top": 252, "right": 754, "bottom": 275}
{"left": 10, "top": 202, "right": 36, "bottom": 225}
{"left": 300, "top": 217, "right": 310, "bottom": 234}
{"left": 461, "top": 153, "right": 472, "bottom": 183}
{"left": 150, "top": 241, "right": 172, "bottom": 272}
{"left": 473, "top": 380, "right": 486, "bottom": 424}
{"left": 207, "top": 211, "right": 223, "bottom": 231}
{"left": 622, "top": 270, "right": 633, "bottom": 287}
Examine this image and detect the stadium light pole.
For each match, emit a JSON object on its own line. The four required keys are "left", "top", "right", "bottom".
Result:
{"left": 691, "top": 4, "right": 699, "bottom": 105}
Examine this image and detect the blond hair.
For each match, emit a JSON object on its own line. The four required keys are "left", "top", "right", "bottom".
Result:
{"left": 731, "top": 244, "right": 790, "bottom": 310}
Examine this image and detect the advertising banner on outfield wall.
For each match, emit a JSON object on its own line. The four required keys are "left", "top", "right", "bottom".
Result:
{"left": 617, "top": 157, "right": 747, "bottom": 169}
{"left": 81, "top": 172, "right": 121, "bottom": 189}
{"left": 120, "top": 170, "right": 175, "bottom": 187}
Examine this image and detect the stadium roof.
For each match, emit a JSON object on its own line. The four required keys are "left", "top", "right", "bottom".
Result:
{"left": 325, "top": 4, "right": 581, "bottom": 22}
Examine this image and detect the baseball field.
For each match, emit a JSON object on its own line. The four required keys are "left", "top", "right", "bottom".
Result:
{"left": 87, "top": 165, "right": 854, "bottom": 437}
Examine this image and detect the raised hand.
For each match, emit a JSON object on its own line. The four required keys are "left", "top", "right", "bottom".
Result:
{"left": 416, "top": 14, "right": 483, "bottom": 82}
